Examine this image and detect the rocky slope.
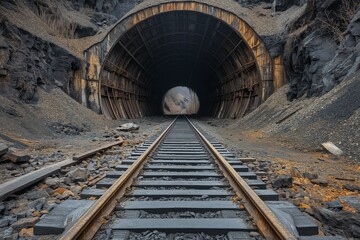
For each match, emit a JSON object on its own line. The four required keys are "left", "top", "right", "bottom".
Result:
{"left": 233, "top": 0, "right": 360, "bottom": 162}
{"left": 282, "top": 0, "right": 360, "bottom": 100}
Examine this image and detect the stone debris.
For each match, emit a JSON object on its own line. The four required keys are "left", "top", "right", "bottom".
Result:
{"left": 343, "top": 184, "right": 360, "bottom": 192}
{"left": 67, "top": 168, "right": 88, "bottom": 182}
{"left": 313, "top": 207, "right": 360, "bottom": 238}
{"left": 321, "top": 142, "right": 344, "bottom": 156}
{"left": 339, "top": 196, "right": 360, "bottom": 212}
{"left": 1, "top": 148, "right": 31, "bottom": 163}
{"left": 44, "top": 177, "right": 61, "bottom": 189}
{"left": 324, "top": 200, "right": 343, "bottom": 211}
{"left": 310, "top": 178, "right": 329, "bottom": 187}
{"left": 290, "top": 167, "right": 302, "bottom": 178}
{"left": 18, "top": 227, "right": 34, "bottom": 238}
{"left": 11, "top": 217, "right": 39, "bottom": 230}
{"left": 0, "top": 143, "right": 9, "bottom": 156}
{"left": 117, "top": 123, "right": 139, "bottom": 132}
{"left": 272, "top": 174, "right": 293, "bottom": 188}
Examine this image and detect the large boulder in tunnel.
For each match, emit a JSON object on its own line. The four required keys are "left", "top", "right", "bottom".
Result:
{"left": 162, "top": 87, "right": 200, "bottom": 115}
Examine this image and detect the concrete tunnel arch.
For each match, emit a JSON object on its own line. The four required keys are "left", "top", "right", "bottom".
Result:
{"left": 82, "top": 1, "right": 284, "bottom": 119}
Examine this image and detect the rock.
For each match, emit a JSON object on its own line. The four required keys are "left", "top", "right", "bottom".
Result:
{"left": 324, "top": 200, "right": 343, "bottom": 211}
{"left": 322, "top": 142, "right": 344, "bottom": 156}
{"left": 339, "top": 196, "right": 360, "bottom": 212}
{"left": 11, "top": 217, "right": 39, "bottom": 229}
{"left": 44, "top": 177, "right": 61, "bottom": 188}
{"left": 0, "top": 218, "right": 10, "bottom": 228}
{"left": 2, "top": 148, "right": 31, "bottom": 163}
{"left": 272, "top": 174, "right": 293, "bottom": 188}
{"left": 25, "top": 189, "right": 50, "bottom": 200}
{"left": 290, "top": 167, "right": 302, "bottom": 178}
{"left": 68, "top": 168, "right": 88, "bottom": 182}
{"left": 311, "top": 178, "right": 328, "bottom": 186}
{"left": 117, "top": 123, "right": 139, "bottom": 132}
{"left": 70, "top": 185, "right": 82, "bottom": 194}
{"left": 303, "top": 172, "right": 318, "bottom": 180}
{"left": 313, "top": 207, "right": 360, "bottom": 238}
{"left": 51, "top": 187, "right": 67, "bottom": 195}
{"left": 18, "top": 228, "right": 34, "bottom": 238}
{"left": 19, "top": 163, "right": 29, "bottom": 168}
{"left": 2, "top": 228, "right": 13, "bottom": 238}
{"left": 343, "top": 184, "right": 360, "bottom": 192}
{"left": 0, "top": 143, "right": 9, "bottom": 156}
{"left": 43, "top": 200, "right": 57, "bottom": 211}
{"left": 60, "top": 190, "right": 74, "bottom": 199}
{"left": 28, "top": 197, "right": 46, "bottom": 211}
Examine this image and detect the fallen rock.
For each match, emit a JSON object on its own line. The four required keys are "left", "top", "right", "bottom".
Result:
{"left": 303, "top": 172, "right": 318, "bottom": 180}
{"left": 313, "top": 207, "right": 360, "bottom": 238}
{"left": 11, "top": 217, "right": 39, "bottom": 229}
{"left": 60, "top": 190, "right": 74, "bottom": 199}
{"left": 1, "top": 148, "right": 30, "bottom": 163}
{"left": 339, "top": 196, "right": 360, "bottom": 212}
{"left": 324, "top": 200, "right": 343, "bottom": 211}
{"left": 44, "top": 177, "right": 61, "bottom": 189}
{"left": 321, "top": 142, "right": 344, "bottom": 156}
{"left": 2, "top": 228, "right": 14, "bottom": 239}
{"left": 343, "top": 184, "right": 360, "bottom": 192}
{"left": 67, "top": 168, "right": 88, "bottom": 182}
{"left": 18, "top": 228, "right": 34, "bottom": 238}
{"left": 272, "top": 174, "right": 293, "bottom": 188}
{"left": 0, "top": 218, "right": 10, "bottom": 228}
{"left": 28, "top": 198, "right": 46, "bottom": 211}
{"left": 0, "top": 143, "right": 9, "bottom": 156}
{"left": 117, "top": 123, "right": 139, "bottom": 132}
{"left": 290, "top": 167, "right": 302, "bottom": 178}
{"left": 311, "top": 178, "right": 329, "bottom": 186}
{"left": 25, "top": 189, "right": 50, "bottom": 200}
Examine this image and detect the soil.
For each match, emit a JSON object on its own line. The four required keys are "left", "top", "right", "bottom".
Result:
{"left": 0, "top": 87, "right": 170, "bottom": 184}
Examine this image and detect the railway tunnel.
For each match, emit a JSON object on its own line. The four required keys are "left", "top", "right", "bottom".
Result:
{"left": 82, "top": 1, "right": 285, "bottom": 119}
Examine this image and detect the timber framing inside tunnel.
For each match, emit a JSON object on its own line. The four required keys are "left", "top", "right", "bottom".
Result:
{"left": 82, "top": 1, "right": 285, "bottom": 119}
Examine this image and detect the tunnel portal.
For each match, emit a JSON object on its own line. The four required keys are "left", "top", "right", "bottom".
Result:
{"left": 83, "top": 1, "right": 279, "bottom": 119}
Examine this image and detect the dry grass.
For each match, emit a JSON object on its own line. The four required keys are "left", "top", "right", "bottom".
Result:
{"left": 33, "top": 1, "right": 77, "bottom": 39}
{"left": 319, "top": 0, "right": 360, "bottom": 46}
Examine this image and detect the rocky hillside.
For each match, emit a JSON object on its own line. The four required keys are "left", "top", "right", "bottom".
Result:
{"left": 233, "top": 0, "right": 360, "bottom": 162}
{"left": 282, "top": 0, "right": 360, "bottom": 100}
{"left": 0, "top": 0, "right": 144, "bottom": 103}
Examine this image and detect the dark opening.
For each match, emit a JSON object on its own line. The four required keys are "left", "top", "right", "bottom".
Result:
{"left": 100, "top": 10, "right": 260, "bottom": 119}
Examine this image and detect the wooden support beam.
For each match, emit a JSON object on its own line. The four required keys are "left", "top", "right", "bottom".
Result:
{"left": 214, "top": 40, "right": 243, "bottom": 70}
{"left": 118, "top": 41, "right": 153, "bottom": 80}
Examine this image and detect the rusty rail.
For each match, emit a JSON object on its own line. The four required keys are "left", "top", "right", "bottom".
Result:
{"left": 59, "top": 118, "right": 177, "bottom": 240}
{"left": 186, "top": 117, "right": 297, "bottom": 240}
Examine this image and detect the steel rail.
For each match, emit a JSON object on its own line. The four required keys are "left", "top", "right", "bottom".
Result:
{"left": 186, "top": 117, "right": 297, "bottom": 240}
{"left": 59, "top": 117, "right": 178, "bottom": 240}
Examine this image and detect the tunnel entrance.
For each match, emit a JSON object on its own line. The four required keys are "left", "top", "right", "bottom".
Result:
{"left": 162, "top": 86, "right": 200, "bottom": 115}
{"left": 84, "top": 1, "right": 275, "bottom": 120}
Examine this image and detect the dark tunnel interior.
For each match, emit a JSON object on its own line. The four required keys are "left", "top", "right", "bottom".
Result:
{"left": 99, "top": 10, "right": 262, "bottom": 119}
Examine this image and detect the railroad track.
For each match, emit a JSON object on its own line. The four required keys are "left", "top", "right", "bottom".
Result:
{"left": 34, "top": 117, "right": 320, "bottom": 239}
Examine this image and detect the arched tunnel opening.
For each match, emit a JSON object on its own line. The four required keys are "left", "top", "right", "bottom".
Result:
{"left": 96, "top": 7, "right": 273, "bottom": 120}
